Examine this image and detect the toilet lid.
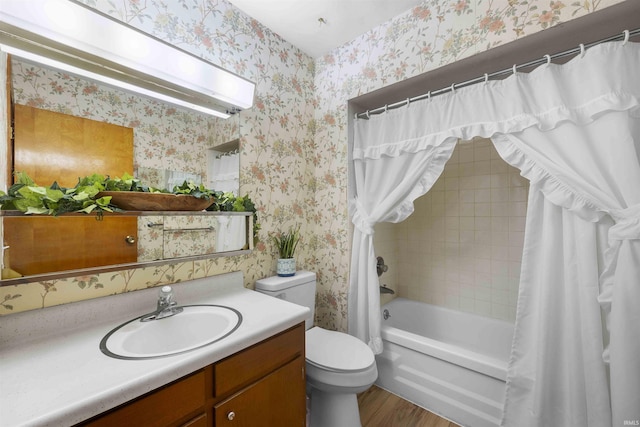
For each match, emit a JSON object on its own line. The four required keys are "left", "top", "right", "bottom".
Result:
{"left": 306, "top": 327, "right": 375, "bottom": 372}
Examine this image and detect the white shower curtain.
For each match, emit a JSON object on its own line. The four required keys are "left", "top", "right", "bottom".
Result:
{"left": 350, "top": 41, "right": 640, "bottom": 426}
{"left": 211, "top": 152, "right": 240, "bottom": 194}
{"left": 348, "top": 135, "right": 457, "bottom": 353}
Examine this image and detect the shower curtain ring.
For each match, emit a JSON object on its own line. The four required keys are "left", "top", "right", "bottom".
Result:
{"left": 406, "top": 98, "right": 411, "bottom": 107}
{"left": 623, "top": 30, "right": 630, "bottom": 45}
{"left": 512, "top": 64, "right": 517, "bottom": 74}
{"left": 579, "top": 43, "right": 585, "bottom": 58}
{"left": 384, "top": 104, "right": 388, "bottom": 113}
{"left": 544, "top": 54, "right": 551, "bottom": 64}
{"left": 365, "top": 110, "right": 370, "bottom": 119}
{"left": 484, "top": 73, "right": 489, "bottom": 84}
{"left": 450, "top": 83, "right": 456, "bottom": 93}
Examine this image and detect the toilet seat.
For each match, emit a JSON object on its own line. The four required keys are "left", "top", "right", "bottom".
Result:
{"left": 306, "top": 327, "right": 375, "bottom": 373}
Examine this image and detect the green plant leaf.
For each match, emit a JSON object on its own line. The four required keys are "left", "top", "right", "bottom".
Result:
{"left": 272, "top": 225, "right": 300, "bottom": 258}
{"left": 76, "top": 204, "right": 97, "bottom": 214}
{"left": 14, "top": 171, "right": 36, "bottom": 186}
{"left": 24, "top": 206, "right": 50, "bottom": 215}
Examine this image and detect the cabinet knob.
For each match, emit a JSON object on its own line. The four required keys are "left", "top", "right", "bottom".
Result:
{"left": 125, "top": 235, "right": 136, "bottom": 244}
{"left": 227, "top": 411, "right": 236, "bottom": 421}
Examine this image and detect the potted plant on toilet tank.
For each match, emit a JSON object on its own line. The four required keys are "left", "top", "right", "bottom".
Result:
{"left": 272, "top": 225, "right": 300, "bottom": 277}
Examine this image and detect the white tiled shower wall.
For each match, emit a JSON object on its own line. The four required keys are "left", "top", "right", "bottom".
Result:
{"left": 374, "top": 138, "right": 529, "bottom": 322}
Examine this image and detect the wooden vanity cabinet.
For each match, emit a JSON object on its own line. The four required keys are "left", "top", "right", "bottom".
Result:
{"left": 78, "top": 323, "right": 305, "bottom": 427}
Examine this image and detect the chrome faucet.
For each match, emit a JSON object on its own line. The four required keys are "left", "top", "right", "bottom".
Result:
{"left": 141, "top": 286, "right": 183, "bottom": 322}
{"left": 380, "top": 284, "right": 395, "bottom": 294}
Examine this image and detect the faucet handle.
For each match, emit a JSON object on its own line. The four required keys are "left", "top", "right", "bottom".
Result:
{"left": 376, "top": 256, "right": 388, "bottom": 277}
{"left": 158, "top": 286, "right": 174, "bottom": 304}
{"left": 142, "top": 285, "right": 182, "bottom": 321}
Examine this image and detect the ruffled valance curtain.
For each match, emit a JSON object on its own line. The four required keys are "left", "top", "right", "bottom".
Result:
{"left": 349, "top": 41, "right": 640, "bottom": 426}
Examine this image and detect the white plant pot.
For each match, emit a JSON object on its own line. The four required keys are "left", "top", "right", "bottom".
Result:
{"left": 277, "top": 258, "right": 296, "bottom": 277}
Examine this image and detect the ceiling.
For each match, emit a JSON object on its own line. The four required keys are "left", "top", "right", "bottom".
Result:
{"left": 226, "top": 0, "right": 425, "bottom": 58}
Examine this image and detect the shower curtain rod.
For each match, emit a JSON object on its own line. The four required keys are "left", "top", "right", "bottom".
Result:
{"left": 355, "top": 28, "right": 640, "bottom": 120}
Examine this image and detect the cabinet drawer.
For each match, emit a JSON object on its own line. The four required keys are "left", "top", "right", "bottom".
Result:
{"left": 215, "top": 356, "right": 305, "bottom": 427}
{"left": 79, "top": 370, "right": 206, "bottom": 427}
{"left": 214, "top": 323, "right": 304, "bottom": 397}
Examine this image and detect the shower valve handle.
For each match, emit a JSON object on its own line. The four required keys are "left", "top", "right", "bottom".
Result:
{"left": 376, "top": 256, "right": 388, "bottom": 277}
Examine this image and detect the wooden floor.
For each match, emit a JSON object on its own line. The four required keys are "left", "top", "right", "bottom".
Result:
{"left": 358, "top": 386, "right": 459, "bottom": 427}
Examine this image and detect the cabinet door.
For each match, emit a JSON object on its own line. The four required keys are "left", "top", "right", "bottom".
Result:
{"left": 214, "top": 356, "right": 305, "bottom": 427}
{"left": 5, "top": 216, "right": 138, "bottom": 275}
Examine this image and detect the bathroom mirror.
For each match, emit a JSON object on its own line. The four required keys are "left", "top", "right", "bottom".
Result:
{"left": 1, "top": 55, "right": 248, "bottom": 285}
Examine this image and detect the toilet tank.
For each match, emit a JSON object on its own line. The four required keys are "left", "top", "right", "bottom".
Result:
{"left": 255, "top": 271, "right": 316, "bottom": 330}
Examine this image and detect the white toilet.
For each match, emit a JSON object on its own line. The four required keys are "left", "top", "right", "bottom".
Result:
{"left": 255, "top": 271, "right": 377, "bottom": 427}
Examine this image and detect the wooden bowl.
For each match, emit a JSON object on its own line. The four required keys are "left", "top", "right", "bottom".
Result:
{"left": 97, "top": 192, "right": 214, "bottom": 211}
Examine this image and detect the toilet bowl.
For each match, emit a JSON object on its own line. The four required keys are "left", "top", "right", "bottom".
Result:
{"left": 255, "top": 271, "right": 377, "bottom": 427}
{"left": 305, "top": 326, "right": 378, "bottom": 427}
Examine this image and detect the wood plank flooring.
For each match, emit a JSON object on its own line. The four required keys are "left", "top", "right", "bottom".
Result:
{"left": 358, "top": 386, "right": 459, "bottom": 427}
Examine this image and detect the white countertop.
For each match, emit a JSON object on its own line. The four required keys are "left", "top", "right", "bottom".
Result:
{"left": 0, "top": 271, "right": 309, "bottom": 427}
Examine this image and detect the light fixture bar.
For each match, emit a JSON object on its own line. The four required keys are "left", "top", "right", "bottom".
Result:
{"left": 0, "top": 0, "right": 255, "bottom": 118}
{"left": 1, "top": 45, "right": 231, "bottom": 119}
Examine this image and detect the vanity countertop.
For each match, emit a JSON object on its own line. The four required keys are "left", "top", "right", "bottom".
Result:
{"left": 0, "top": 271, "right": 309, "bottom": 427}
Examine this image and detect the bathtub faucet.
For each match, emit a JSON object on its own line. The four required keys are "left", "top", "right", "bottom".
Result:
{"left": 383, "top": 309, "right": 391, "bottom": 320}
{"left": 380, "top": 285, "right": 395, "bottom": 294}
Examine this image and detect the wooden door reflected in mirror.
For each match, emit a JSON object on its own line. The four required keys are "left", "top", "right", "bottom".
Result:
{"left": 4, "top": 105, "right": 137, "bottom": 277}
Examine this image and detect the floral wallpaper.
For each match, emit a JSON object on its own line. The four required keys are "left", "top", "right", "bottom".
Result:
{"left": 0, "top": 0, "right": 316, "bottom": 317}
{"left": 0, "top": 0, "right": 624, "bottom": 332}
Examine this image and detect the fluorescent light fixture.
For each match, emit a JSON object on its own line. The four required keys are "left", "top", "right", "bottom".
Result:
{"left": 1, "top": 45, "right": 232, "bottom": 119}
{"left": 0, "top": 0, "right": 255, "bottom": 118}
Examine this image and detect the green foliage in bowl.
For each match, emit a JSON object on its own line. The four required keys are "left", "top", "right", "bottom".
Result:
{"left": 1, "top": 172, "right": 218, "bottom": 216}
{"left": 0, "top": 171, "right": 114, "bottom": 215}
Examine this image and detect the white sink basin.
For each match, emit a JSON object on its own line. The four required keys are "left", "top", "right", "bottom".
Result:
{"left": 100, "top": 305, "right": 242, "bottom": 359}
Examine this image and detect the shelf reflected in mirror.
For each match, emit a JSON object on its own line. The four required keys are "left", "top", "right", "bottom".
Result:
{"left": 1, "top": 211, "right": 253, "bottom": 285}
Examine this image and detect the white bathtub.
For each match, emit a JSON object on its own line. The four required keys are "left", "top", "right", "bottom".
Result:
{"left": 376, "top": 298, "right": 514, "bottom": 427}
